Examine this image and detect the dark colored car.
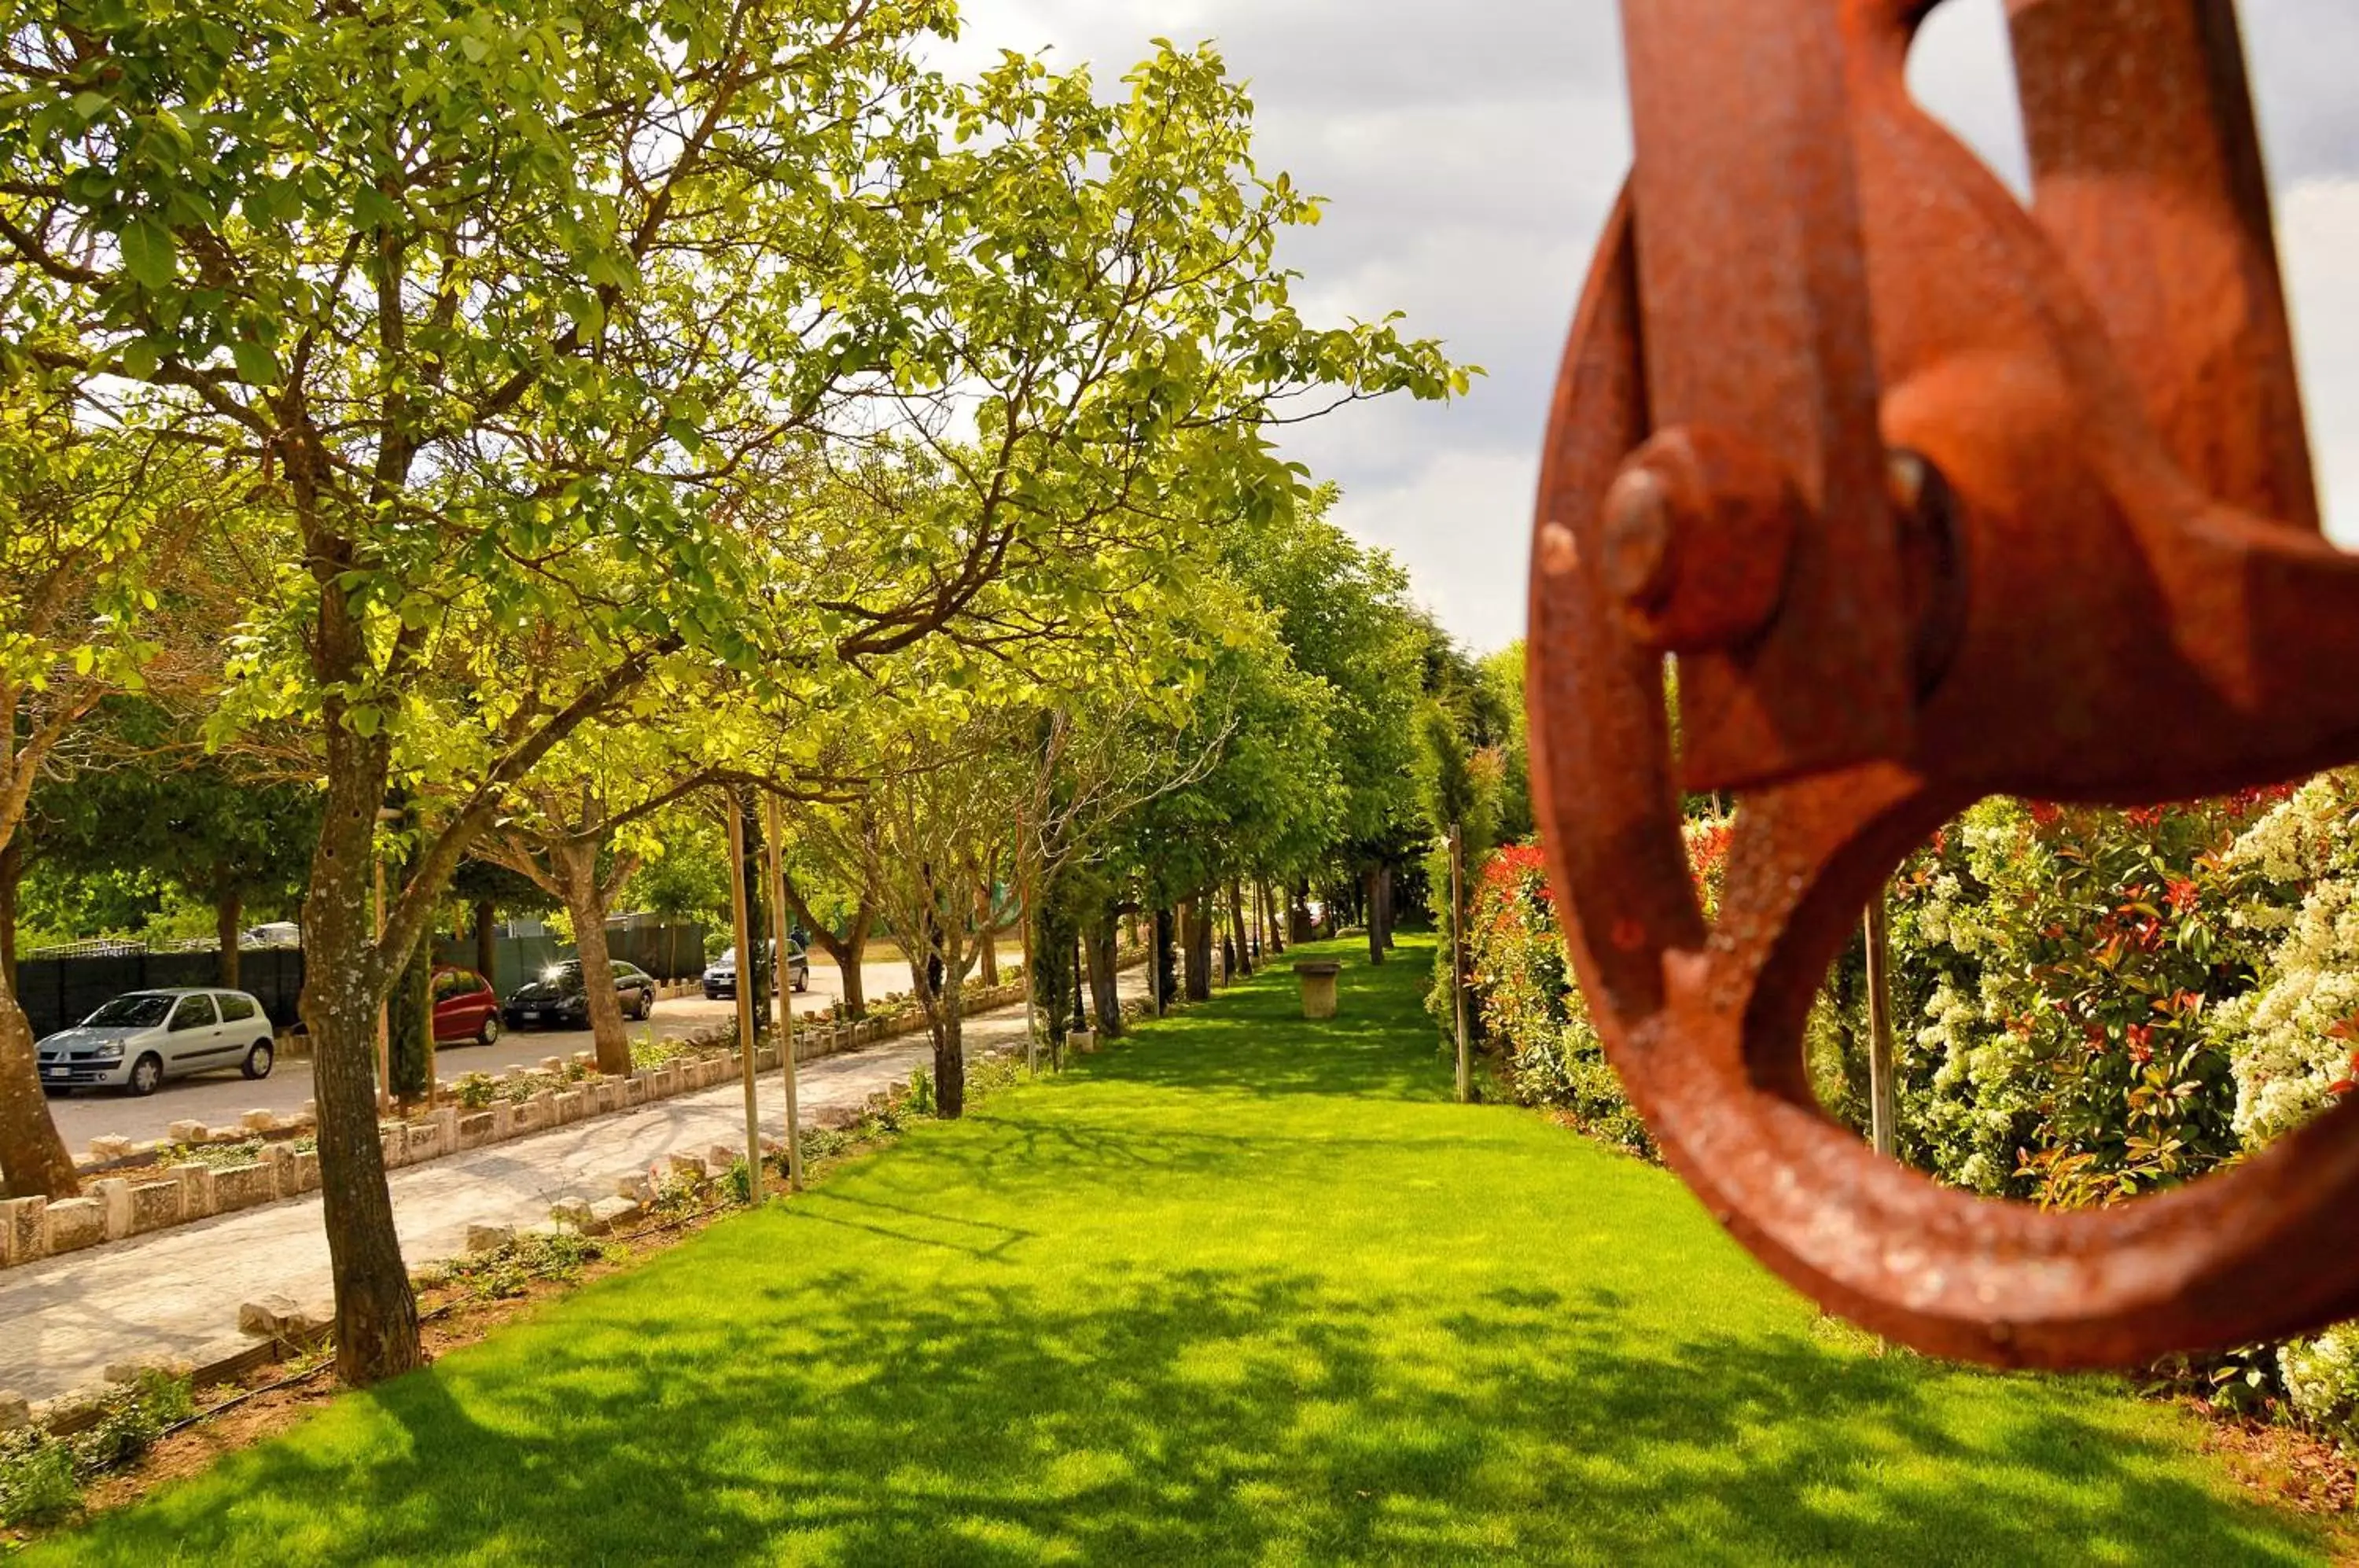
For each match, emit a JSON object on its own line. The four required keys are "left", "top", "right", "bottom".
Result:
{"left": 504, "top": 961, "right": 657, "bottom": 1031}
{"left": 432, "top": 967, "right": 502, "bottom": 1046}
{"left": 703, "top": 940, "right": 808, "bottom": 1000}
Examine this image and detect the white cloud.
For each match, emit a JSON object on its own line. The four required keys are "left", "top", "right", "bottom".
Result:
{"left": 2281, "top": 180, "right": 2359, "bottom": 549}
{"left": 951, "top": 0, "right": 2359, "bottom": 649}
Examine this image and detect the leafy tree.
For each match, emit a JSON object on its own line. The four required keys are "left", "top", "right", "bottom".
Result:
{"left": 2, "top": 0, "right": 953, "bottom": 1374}
{"left": 1224, "top": 499, "right": 1433, "bottom": 959}
{"left": 1, "top": 11, "right": 1459, "bottom": 1382}
{"left": 28, "top": 723, "right": 318, "bottom": 985}
{"left": 476, "top": 717, "right": 727, "bottom": 1073}
{"left": 1475, "top": 642, "right": 1533, "bottom": 844}
{"left": 0, "top": 388, "right": 201, "bottom": 1198}
{"left": 777, "top": 834, "right": 881, "bottom": 1018}
{"left": 447, "top": 858, "right": 556, "bottom": 982}
{"left": 790, "top": 705, "right": 1021, "bottom": 1120}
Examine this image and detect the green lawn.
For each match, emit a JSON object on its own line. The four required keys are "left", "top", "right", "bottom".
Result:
{"left": 35, "top": 937, "right": 2337, "bottom": 1565}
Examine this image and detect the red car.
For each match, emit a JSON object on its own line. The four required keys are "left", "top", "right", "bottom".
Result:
{"left": 432, "top": 968, "right": 502, "bottom": 1047}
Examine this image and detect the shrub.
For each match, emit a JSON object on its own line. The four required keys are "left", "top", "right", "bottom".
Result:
{"left": 0, "top": 1371, "right": 195, "bottom": 1527}
{"left": 77, "top": 1371, "right": 193, "bottom": 1474}
{"left": 629, "top": 1026, "right": 706, "bottom": 1071}
{"left": 0, "top": 1432, "right": 79, "bottom": 1528}
{"left": 454, "top": 1073, "right": 497, "bottom": 1111}
{"left": 2281, "top": 1328, "right": 2359, "bottom": 1448}
{"left": 440, "top": 1231, "right": 613, "bottom": 1301}
{"left": 1462, "top": 841, "right": 1651, "bottom": 1157}
{"left": 1875, "top": 793, "right": 2295, "bottom": 1201}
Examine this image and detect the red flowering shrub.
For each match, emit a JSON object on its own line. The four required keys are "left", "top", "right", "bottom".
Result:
{"left": 1462, "top": 822, "right": 1738, "bottom": 1158}
{"left": 1880, "top": 791, "right": 2298, "bottom": 1203}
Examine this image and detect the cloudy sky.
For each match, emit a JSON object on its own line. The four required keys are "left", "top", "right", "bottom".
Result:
{"left": 944, "top": 1, "right": 2359, "bottom": 653}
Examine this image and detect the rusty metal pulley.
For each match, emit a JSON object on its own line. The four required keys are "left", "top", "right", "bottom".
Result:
{"left": 1529, "top": 0, "right": 2359, "bottom": 1368}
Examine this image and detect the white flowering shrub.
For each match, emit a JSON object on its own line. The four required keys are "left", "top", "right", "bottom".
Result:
{"left": 2202, "top": 775, "right": 2359, "bottom": 1449}
{"left": 2280, "top": 1327, "right": 2359, "bottom": 1448}
{"left": 1881, "top": 794, "right": 2275, "bottom": 1204}
{"left": 2208, "top": 774, "right": 2359, "bottom": 1143}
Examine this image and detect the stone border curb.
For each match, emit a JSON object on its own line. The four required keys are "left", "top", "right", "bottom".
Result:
{"left": 2, "top": 981, "right": 1032, "bottom": 1274}
{"left": 2, "top": 999, "right": 1128, "bottom": 1440}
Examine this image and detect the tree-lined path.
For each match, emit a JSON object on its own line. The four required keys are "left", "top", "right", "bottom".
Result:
{"left": 31, "top": 940, "right": 2333, "bottom": 1565}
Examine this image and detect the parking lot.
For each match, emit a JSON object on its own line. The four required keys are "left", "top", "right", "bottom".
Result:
{"left": 44, "top": 955, "right": 946, "bottom": 1150}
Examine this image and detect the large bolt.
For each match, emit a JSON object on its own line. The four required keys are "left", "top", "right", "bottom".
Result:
{"left": 1602, "top": 426, "right": 1800, "bottom": 652}
{"left": 1601, "top": 469, "right": 1676, "bottom": 608}
{"left": 1536, "top": 519, "right": 1581, "bottom": 579}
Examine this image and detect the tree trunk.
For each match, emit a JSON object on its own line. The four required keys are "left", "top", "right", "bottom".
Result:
{"left": 1364, "top": 868, "right": 1386, "bottom": 965}
{"left": 1290, "top": 881, "right": 1314, "bottom": 944}
{"left": 554, "top": 841, "right": 632, "bottom": 1077}
{"left": 387, "top": 904, "right": 433, "bottom": 1107}
{"left": 933, "top": 1008, "right": 965, "bottom": 1121}
{"left": 1227, "top": 880, "right": 1250, "bottom": 978}
{"left": 0, "top": 963, "right": 78, "bottom": 1199}
{"left": 1086, "top": 911, "right": 1122, "bottom": 1038}
{"left": 918, "top": 930, "right": 968, "bottom": 1119}
{"left": 837, "top": 926, "right": 868, "bottom": 1018}
{"left": 978, "top": 888, "right": 999, "bottom": 986}
{"left": 214, "top": 865, "right": 243, "bottom": 990}
{"left": 742, "top": 800, "right": 772, "bottom": 1032}
{"left": 1182, "top": 897, "right": 1213, "bottom": 1002}
{"left": 474, "top": 898, "right": 498, "bottom": 984}
{"left": 1153, "top": 908, "right": 1177, "bottom": 1014}
{"left": 301, "top": 726, "right": 420, "bottom": 1386}
{"left": 1377, "top": 863, "right": 1397, "bottom": 951}
{"left": 779, "top": 870, "right": 871, "bottom": 1018}
{"left": 0, "top": 836, "right": 19, "bottom": 994}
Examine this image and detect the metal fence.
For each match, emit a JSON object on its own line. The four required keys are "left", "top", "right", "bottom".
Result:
{"left": 17, "top": 948, "right": 307, "bottom": 1040}
{"left": 433, "top": 922, "right": 708, "bottom": 996}
{"left": 17, "top": 921, "right": 706, "bottom": 1041}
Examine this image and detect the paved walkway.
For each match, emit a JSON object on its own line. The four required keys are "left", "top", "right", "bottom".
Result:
{"left": 0, "top": 982, "right": 1133, "bottom": 1404}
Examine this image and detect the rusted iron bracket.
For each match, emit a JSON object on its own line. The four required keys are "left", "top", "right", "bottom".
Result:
{"left": 1531, "top": 0, "right": 2359, "bottom": 1367}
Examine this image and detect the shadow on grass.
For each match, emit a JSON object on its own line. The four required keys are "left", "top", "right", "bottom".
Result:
{"left": 60, "top": 1261, "right": 2324, "bottom": 1566}
{"left": 36, "top": 934, "right": 2331, "bottom": 1566}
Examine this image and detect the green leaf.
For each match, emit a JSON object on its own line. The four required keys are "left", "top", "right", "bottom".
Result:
{"left": 230, "top": 338, "right": 281, "bottom": 385}
{"left": 121, "top": 217, "right": 175, "bottom": 290}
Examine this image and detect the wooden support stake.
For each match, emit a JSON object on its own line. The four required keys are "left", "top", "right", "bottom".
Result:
{"left": 765, "top": 792, "right": 804, "bottom": 1191}
{"left": 727, "top": 797, "right": 764, "bottom": 1202}
{"left": 1864, "top": 889, "right": 1897, "bottom": 1159}
{"left": 1451, "top": 822, "right": 1471, "bottom": 1104}
{"left": 374, "top": 856, "right": 390, "bottom": 1116}
{"left": 1017, "top": 830, "right": 1038, "bottom": 1076}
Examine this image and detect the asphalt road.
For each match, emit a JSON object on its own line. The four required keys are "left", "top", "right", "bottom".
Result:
{"left": 43, "top": 951, "right": 991, "bottom": 1152}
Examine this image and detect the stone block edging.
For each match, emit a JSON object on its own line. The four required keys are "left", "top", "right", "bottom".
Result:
{"left": 2, "top": 984, "right": 1032, "bottom": 1273}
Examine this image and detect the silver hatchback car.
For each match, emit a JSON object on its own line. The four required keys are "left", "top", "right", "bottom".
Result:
{"left": 36, "top": 988, "right": 278, "bottom": 1097}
